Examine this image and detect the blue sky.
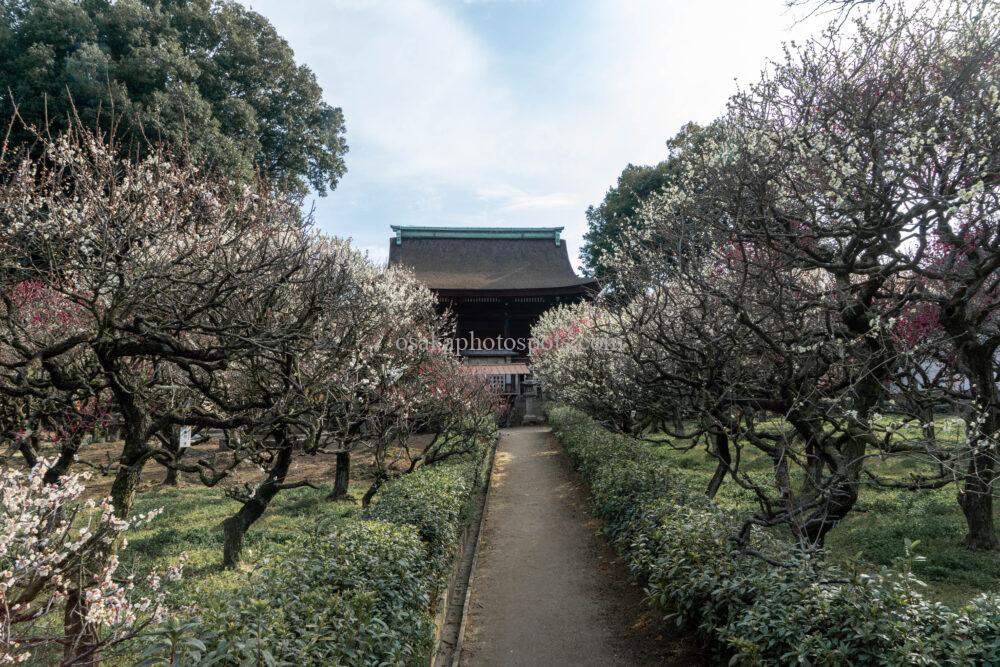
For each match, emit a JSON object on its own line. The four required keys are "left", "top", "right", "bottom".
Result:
{"left": 240, "top": 0, "right": 823, "bottom": 268}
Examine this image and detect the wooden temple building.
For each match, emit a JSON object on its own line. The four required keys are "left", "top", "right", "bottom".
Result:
{"left": 388, "top": 226, "right": 597, "bottom": 415}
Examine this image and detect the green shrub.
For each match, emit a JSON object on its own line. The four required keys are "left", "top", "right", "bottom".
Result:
{"left": 365, "top": 461, "right": 475, "bottom": 585}
{"left": 141, "top": 521, "right": 433, "bottom": 666}
{"left": 141, "top": 439, "right": 492, "bottom": 666}
{"left": 548, "top": 404, "right": 1000, "bottom": 666}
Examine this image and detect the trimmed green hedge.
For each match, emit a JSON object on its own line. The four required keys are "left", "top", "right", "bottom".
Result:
{"left": 141, "top": 444, "right": 490, "bottom": 666}
{"left": 548, "top": 404, "right": 1000, "bottom": 666}
{"left": 365, "top": 461, "right": 476, "bottom": 586}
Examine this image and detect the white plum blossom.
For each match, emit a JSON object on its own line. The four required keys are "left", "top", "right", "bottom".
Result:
{"left": 0, "top": 462, "right": 183, "bottom": 663}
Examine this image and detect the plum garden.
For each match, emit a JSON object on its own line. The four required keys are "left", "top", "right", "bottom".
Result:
{"left": 533, "top": 0, "right": 1000, "bottom": 661}
{"left": 0, "top": 131, "right": 502, "bottom": 663}
{"left": 3, "top": 0, "right": 1000, "bottom": 664}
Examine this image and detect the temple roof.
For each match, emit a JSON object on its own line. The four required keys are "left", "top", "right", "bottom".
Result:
{"left": 387, "top": 226, "right": 598, "bottom": 292}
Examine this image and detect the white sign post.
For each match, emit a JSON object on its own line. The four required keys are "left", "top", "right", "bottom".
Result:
{"left": 179, "top": 426, "right": 193, "bottom": 449}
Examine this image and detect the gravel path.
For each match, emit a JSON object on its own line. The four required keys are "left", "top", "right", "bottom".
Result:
{"left": 458, "top": 426, "right": 705, "bottom": 666}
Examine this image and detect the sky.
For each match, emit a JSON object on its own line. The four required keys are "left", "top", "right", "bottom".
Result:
{"left": 239, "top": 0, "right": 828, "bottom": 268}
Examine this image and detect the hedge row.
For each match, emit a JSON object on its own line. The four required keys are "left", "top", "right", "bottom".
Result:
{"left": 547, "top": 404, "right": 1000, "bottom": 666}
{"left": 141, "top": 443, "right": 490, "bottom": 667}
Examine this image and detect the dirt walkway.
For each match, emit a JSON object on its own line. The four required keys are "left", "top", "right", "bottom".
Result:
{"left": 459, "top": 426, "right": 704, "bottom": 666}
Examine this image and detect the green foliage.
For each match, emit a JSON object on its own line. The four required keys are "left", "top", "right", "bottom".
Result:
{"left": 548, "top": 404, "right": 1000, "bottom": 665}
{"left": 365, "top": 461, "right": 475, "bottom": 585}
{"left": 121, "top": 484, "right": 361, "bottom": 603}
{"left": 580, "top": 122, "right": 708, "bottom": 292}
{"left": 582, "top": 161, "right": 674, "bottom": 282}
{"left": 647, "top": 433, "right": 1000, "bottom": 607}
{"left": 140, "top": 442, "right": 491, "bottom": 666}
{"left": 0, "top": 0, "right": 346, "bottom": 195}
{"left": 140, "top": 521, "right": 433, "bottom": 667}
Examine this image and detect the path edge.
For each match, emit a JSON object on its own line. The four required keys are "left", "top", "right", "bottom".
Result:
{"left": 448, "top": 435, "right": 496, "bottom": 667}
{"left": 429, "top": 432, "right": 499, "bottom": 667}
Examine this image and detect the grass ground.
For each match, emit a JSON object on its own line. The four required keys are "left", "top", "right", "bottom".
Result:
{"left": 7, "top": 437, "right": 377, "bottom": 604}
{"left": 646, "top": 430, "right": 1000, "bottom": 608}
{"left": 14, "top": 437, "right": 378, "bottom": 664}
{"left": 122, "top": 481, "right": 365, "bottom": 602}
{"left": 12, "top": 432, "right": 446, "bottom": 663}
{"left": 99, "top": 481, "right": 367, "bottom": 665}
{"left": 23, "top": 478, "right": 367, "bottom": 665}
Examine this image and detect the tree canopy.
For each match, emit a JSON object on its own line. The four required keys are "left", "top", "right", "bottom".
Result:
{"left": 0, "top": 0, "right": 346, "bottom": 196}
{"left": 581, "top": 123, "right": 707, "bottom": 292}
{"left": 540, "top": 0, "right": 1000, "bottom": 552}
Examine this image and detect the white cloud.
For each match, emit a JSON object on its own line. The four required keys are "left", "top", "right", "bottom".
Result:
{"left": 476, "top": 184, "right": 577, "bottom": 212}
{"left": 250, "top": 0, "right": 519, "bottom": 183}
{"left": 241, "top": 0, "right": 830, "bottom": 267}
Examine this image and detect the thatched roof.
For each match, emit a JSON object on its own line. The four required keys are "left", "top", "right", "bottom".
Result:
{"left": 387, "top": 226, "right": 598, "bottom": 293}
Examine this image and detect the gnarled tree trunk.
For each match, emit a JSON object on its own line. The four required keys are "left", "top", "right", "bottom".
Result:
{"left": 940, "top": 305, "right": 1000, "bottom": 551}
{"left": 17, "top": 431, "right": 40, "bottom": 468}
{"left": 162, "top": 427, "right": 181, "bottom": 486}
{"left": 327, "top": 451, "right": 351, "bottom": 500}
{"left": 362, "top": 473, "right": 386, "bottom": 508}
{"left": 222, "top": 435, "right": 294, "bottom": 568}
{"left": 705, "top": 430, "right": 730, "bottom": 499}
{"left": 109, "top": 424, "right": 149, "bottom": 519}
{"left": 44, "top": 433, "right": 82, "bottom": 485}
{"left": 958, "top": 446, "right": 999, "bottom": 551}
{"left": 62, "top": 588, "right": 100, "bottom": 666}
{"left": 787, "top": 411, "right": 868, "bottom": 550}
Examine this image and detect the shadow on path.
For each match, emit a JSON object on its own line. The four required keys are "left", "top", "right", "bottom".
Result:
{"left": 459, "top": 426, "right": 708, "bottom": 666}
